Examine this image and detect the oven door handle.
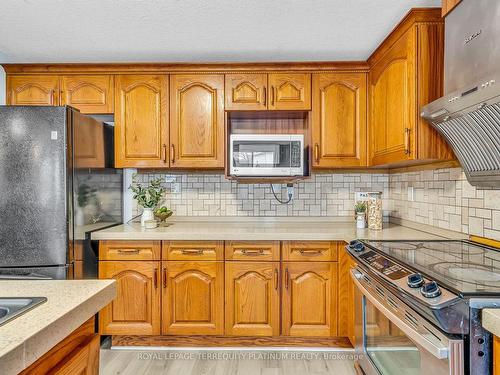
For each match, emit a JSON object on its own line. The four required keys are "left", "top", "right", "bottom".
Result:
{"left": 350, "top": 269, "right": 450, "bottom": 360}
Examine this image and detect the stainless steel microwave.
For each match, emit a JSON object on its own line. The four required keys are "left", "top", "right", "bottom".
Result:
{"left": 230, "top": 134, "right": 304, "bottom": 177}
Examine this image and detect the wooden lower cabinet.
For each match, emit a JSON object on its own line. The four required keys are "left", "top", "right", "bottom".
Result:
{"left": 338, "top": 244, "right": 356, "bottom": 345}
{"left": 225, "top": 262, "right": 280, "bottom": 336}
{"left": 162, "top": 261, "right": 224, "bottom": 335}
{"left": 20, "top": 318, "right": 99, "bottom": 375}
{"left": 282, "top": 262, "right": 338, "bottom": 337}
{"left": 99, "top": 261, "right": 161, "bottom": 335}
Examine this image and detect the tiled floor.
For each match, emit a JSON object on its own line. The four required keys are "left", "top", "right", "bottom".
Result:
{"left": 100, "top": 348, "right": 358, "bottom": 375}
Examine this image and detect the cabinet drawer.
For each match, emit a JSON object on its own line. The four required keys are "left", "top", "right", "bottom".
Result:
{"left": 225, "top": 241, "right": 280, "bottom": 261}
{"left": 162, "top": 241, "right": 224, "bottom": 261}
{"left": 99, "top": 241, "right": 161, "bottom": 260}
{"left": 282, "top": 241, "right": 338, "bottom": 262}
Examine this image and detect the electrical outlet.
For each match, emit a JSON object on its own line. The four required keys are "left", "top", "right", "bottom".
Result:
{"left": 407, "top": 186, "right": 415, "bottom": 202}
{"left": 286, "top": 184, "right": 294, "bottom": 200}
{"left": 165, "top": 175, "right": 176, "bottom": 183}
{"left": 171, "top": 182, "right": 181, "bottom": 194}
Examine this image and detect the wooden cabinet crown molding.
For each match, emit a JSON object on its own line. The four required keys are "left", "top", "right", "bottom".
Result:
{"left": 1, "top": 62, "right": 370, "bottom": 75}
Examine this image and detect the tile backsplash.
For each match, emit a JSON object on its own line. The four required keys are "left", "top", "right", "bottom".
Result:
{"left": 132, "top": 172, "right": 390, "bottom": 218}
{"left": 389, "top": 167, "right": 500, "bottom": 240}
{"left": 130, "top": 167, "right": 500, "bottom": 239}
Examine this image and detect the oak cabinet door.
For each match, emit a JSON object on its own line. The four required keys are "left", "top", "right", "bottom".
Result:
{"left": 282, "top": 262, "right": 338, "bottom": 337}
{"left": 268, "top": 73, "right": 311, "bottom": 110}
{"left": 162, "top": 261, "right": 224, "bottom": 335}
{"left": 225, "top": 73, "right": 268, "bottom": 110}
{"left": 61, "top": 75, "right": 114, "bottom": 114}
{"left": 369, "top": 30, "right": 415, "bottom": 166}
{"left": 225, "top": 262, "right": 280, "bottom": 336}
{"left": 99, "top": 261, "right": 161, "bottom": 335}
{"left": 7, "top": 75, "right": 59, "bottom": 105}
{"left": 169, "top": 74, "right": 224, "bottom": 168}
{"left": 50, "top": 335, "right": 99, "bottom": 375}
{"left": 114, "top": 75, "right": 169, "bottom": 168}
{"left": 312, "top": 73, "right": 367, "bottom": 168}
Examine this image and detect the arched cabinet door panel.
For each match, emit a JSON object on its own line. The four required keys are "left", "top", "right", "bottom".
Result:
{"left": 162, "top": 261, "right": 224, "bottom": 335}
{"left": 169, "top": 75, "right": 224, "bottom": 168}
{"left": 225, "top": 73, "right": 268, "bottom": 111}
{"left": 7, "top": 75, "right": 59, "bottom": 106}
{"left": 99, "top": 261, "right": 161, "bottom": 335}
{"left": 268, "top": 73, "right": 311, "bottom": 110}
{"left": 282, "top": 262, "right": 338, "bottom": 337}
{"left": 61, "top": 75, "right": 114, "bottom": 114}
{"left": 114, "top": 75, "right": 169, "bottom": 168}
{"left": 225, "top": 262, "right": 280, "bottom": 336}
{"left": 312, "top": 73, "right": 367, "bottom": 168}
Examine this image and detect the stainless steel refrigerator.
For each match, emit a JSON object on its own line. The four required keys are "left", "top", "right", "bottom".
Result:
{"left": 0, "top": 106, "right": 122, "bottom": 279}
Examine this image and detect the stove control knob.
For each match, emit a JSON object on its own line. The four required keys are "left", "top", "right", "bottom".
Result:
{"left": 407, "top": 273, "right": 424, "bottom": 288}
{"left": 421, "top": 281, "right": 442, "bottom": 298}
{"left": 348, "top": 240, "right": 365, "bottom": 252}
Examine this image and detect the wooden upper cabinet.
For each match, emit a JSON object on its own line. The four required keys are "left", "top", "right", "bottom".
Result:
{"left": 268, "top": 73, "right": 311, "bottom": 110}
{"left": 282, "top": 262, "right": 337, "bottom": 337}
{"left": 442, "top": 0, "right": 461, "bottom": 17}
{"left": 162, "top": 261, "right": 224, "bottom": 335}
{"left": 312, "top": 73, "right": 367, "bottom": 168}
{"left": 7, "top": 75, "right": 59, "bottom": 106}
{"left": 368, "top": 9, "right": 452, "bottom": 166}
{"left": 114, "top": 75, "right": 169, "bottom": 168}
{"left": 99, "top": 261, "right": 161, "bottom": 335}
{"left": 370, "top": 30, "right": 415, "bottom": 166}
{"left": 225, "top": 74, "right": 267, "bottom": 110}
{"left": 169, "top": 74, "right": 225, "bottom": 168}
{"left": 225, "top": 262, "right": 280, "bottom": 336}
{"left": 61, "top": 75, "right": 114, "bottom": 113}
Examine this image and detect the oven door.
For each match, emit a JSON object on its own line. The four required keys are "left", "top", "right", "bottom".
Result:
{"left": 351, "top": 268, "right": 464, "bottom": 375}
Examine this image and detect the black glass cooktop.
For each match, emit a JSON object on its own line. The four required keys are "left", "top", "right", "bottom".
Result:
{"left": 364, "top": 240, "right": 500, "bottom": 296}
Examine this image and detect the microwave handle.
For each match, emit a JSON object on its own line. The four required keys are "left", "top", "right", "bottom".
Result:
{"left": 350, "top": 269, "right": 450, "bottom": 360}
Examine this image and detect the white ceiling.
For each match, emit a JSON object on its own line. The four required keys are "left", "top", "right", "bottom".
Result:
{"left": 0, "top": 0, "right": 440, "bottom": 63}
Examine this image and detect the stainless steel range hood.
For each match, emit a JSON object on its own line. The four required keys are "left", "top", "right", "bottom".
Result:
{"left": 421, "top": 0, "right": 500, "bottom": 188}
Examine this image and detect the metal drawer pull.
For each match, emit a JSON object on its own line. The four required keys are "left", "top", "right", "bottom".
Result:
{"left": 153, "top": 268, "right": 158, "bottom": 289}
{"left": 404, "top": 127, "right": 411, "bottom": 155}
{"left": 181, "top": 249, "right": 205, "bottom": 255}
{"left": 285, "top": 268, "right": 290, "bottom": 289}
{"left": 117, "top": 249, "right": 141, "bottom": 254}
{"left": 241, "top": 249, "right": 265, "bottom": 256}
{"left": 274, "top": 268, "right": 279, "bottom": 290}
{"left": 299, "top": 249, "right": 324, "bottom": 256}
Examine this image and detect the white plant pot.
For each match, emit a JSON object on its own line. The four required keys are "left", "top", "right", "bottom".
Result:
{"left": 141, "top": 208, "right": 155, "bottom": 227}
{"left": 356, "top": 212, "right": 366, "bottom": 229}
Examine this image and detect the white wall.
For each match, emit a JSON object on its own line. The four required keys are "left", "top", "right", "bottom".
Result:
{"left": 0, "top": 66, "right": 5, "bottom": 104}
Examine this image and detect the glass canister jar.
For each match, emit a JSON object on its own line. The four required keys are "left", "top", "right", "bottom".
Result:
{"left": 367, "top": 192, "right": 383, "bottom": 230}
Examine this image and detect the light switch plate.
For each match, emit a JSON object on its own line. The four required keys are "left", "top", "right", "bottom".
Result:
{"left": 164, "top": 175, "right": 176, "bottom": 183}
{"left": 171, "top": 182, "right": 181, "bottom": 194}
{"left": 407, "top": 186, "right": 415, "bottom": 202}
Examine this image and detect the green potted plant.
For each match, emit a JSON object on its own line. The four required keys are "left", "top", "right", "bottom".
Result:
{"left": 355, "top": 201, "right": 367, "bottom": 229}
{"left": 129, "top": 175, "right": 166, "bottom": 226}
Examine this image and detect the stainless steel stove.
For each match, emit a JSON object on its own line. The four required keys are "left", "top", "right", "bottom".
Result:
{"left": 347, "top": 239, "right": 500, "bottom": 375}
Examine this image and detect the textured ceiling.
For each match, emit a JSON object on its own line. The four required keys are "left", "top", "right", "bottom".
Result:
{"left": 0, "top": 0, "right": 440, "bottom": 63}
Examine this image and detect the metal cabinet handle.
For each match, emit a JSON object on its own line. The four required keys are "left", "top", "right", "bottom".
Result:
{"left": 263, "top": 87, "right": 267, "bottom": 106}
{"left": 117, "top": 249, "right": 140, "bottom": 254}
{"left": 163, "top": 144, "right": 167, "bottom": 163}
{"left": 181, "top": 249, "right": 205, "bottom": 255}
{"left": 170, "top": 144, "right": 175, "bottom": 163}
{"left": 274, "top": 268, "right": 279, "bottom": 290}
{"left": 240, "top": 249, "right": 265, "bottom": 256}
{"left": 153, "top": 268, "right": 158, "bottom": 289}
{"left": 285, "top": 268, "right": 290, "bottom": 290}
{"left": 404, "top": 128, "right": 411, "bottom": 155}
{"left": 299, "top": 249, "right": 324, "bottom": 256}
{"left": 314, "top": 143, "right": 320, "bottom": 164}
{"left": 162, "top": 267, "right": 167, "bottom": 288}
{"left": 271, "top": 86, "right": 275, "bottom": 106}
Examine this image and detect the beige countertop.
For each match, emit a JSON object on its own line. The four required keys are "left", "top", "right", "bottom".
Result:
{"left": 481, "top": 309, "right": 500, "bottom": 338}
{"left": 91, "top": 217, "right": 462, "bottom": 242}
{"left": 0, "top": 280, "right": 115, "bottom": 375}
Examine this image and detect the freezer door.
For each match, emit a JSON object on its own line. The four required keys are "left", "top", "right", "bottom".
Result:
{"left": 0, "top": 106, "right": 70, "bottom": 267}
